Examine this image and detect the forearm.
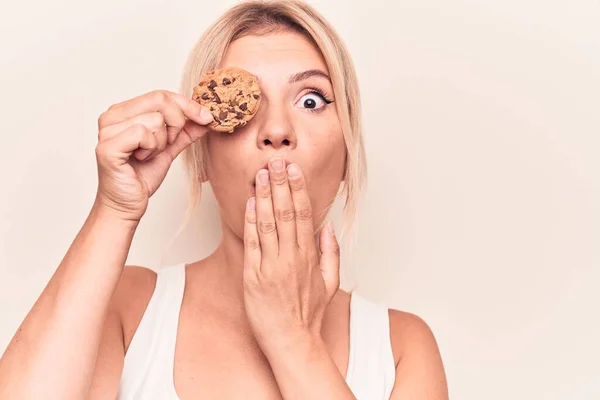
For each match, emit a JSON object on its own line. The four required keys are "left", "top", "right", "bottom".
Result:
{"left": 0, "top": 201, "right": 138, "bottom": 399}
{"left": 264, "top": 333, "right": 356, "bottom": 400}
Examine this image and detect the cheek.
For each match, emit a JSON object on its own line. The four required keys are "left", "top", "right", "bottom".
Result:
{"left": 205, "top": 134, "right": 254, "bottom": 237}
{"left": 310, "top": 117, "right": 345, "bottom": 174}
{"left": 205, "top": 132, "right": 251, "bottom": 183}
{"left": 303, "top": 125, "right": 346, "bottom": 217}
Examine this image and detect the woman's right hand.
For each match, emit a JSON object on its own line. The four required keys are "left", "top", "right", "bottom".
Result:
{"left": 94, "top": 90, "right": 213, "bottom": 222}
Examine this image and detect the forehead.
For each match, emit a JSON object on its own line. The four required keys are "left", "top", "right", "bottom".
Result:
{"left": 221, "top": 31, "right": 328, "bottom": 81}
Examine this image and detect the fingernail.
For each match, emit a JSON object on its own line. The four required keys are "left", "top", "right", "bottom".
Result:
{"left": 287, "top": 164, "right": 300, "bottom": 179}
{"left": 257, "top": 170, "right": 269, "bottom": 185}
{"left": 248, "top": 197, "right": 256, "bottom": 211}
{"left": 270, "top": 158, "right": 285, "bottom": 173}
{"left": 200, "top": 107, "right": 213, "bottom": 122}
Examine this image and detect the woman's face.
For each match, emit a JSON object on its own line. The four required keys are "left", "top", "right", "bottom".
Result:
{"left": 205, "top": 30, "right": 346, "bottom": 239}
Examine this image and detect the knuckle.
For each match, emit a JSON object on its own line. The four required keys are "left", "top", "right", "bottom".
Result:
{"left": 258, "top": 221, "right": 276, "bottom": 235}
{"left": 97, "top": 111, "right": 111, "bottom": 129}
{"left": 246, "top": 211, "right": 257, "bottom": 224}
{"left": 149, "top": 112, "right": 165, "bottom": 127}
{"left": 151, "top": 90, "right": 168, "bottom": 104}
{"left": 97, "top": 127, "right": 114, "bottom": 142}
{"left": 94, "top": 143, "right": 108, "bottom": 162}
{"left": 132, "top": 123, "right": 147, "bottom": 135}
{"left": 296, "top": 207, "right": 313, "bottom": 222}
{"left": 289, "top": 178, "right": 304, "bottom": 191}
{"left": 257, "top": 187, "right": 272, "bottom": 199}
{"left": 107, "top": 103, "right": 120, "bottom": 112}
{"left": 276, "top": 208, "right": 295, "bottom": 222}
{"left": 245, "top": 237, "right": 260, "bottom": 250}
{"left": 94, "top": 143, "right": 103, "bottom": 157}
{"left": 131, "top": 124, "right": 149, "bottom": 140}
{"left": 272, "top": 175, "right": 288, "bottom": 186}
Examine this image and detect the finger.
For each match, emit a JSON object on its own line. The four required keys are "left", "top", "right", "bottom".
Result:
{"left": 318, "top": 221, "right": 341, "bottom": 300}
{"left": 255, "top": 168, "right": 278, "bottom": 259}
{"left": 286, "top": 163, "right": 315, "bottom": 254}
{"left": 268, "top": 157, "right": 297, "bottom": 251}
{"left": 98, "top": 112, "right": 168, "bottom": 162}
{"left": 98, "top": 111, "right": 166, "bottom": 142}
{"left": 244, "top": 197, "right": 261, "bottom": 277}
{"left": 161, "top": 119, "right": 211, "bottom": 162}
{"left": 133, "top": 123, "right": 167, "bottom": 161}
{"left": 96, "top": 123, "right": 158, "bottom": 164}
{"left": 98, "top": 90, "right": 213, "bottom": 131}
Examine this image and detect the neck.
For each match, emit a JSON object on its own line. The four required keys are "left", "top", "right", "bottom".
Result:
{"left": 191, "top": 219, "right": 345, "bottom": 341}
{"left": 199, "top": 220, "right": 248, "bottom": 308}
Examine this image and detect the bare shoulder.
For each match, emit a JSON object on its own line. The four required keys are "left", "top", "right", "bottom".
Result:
{"left": 388, "top": 309, "right": 449, "bottom": 399}
{"left": 111, "top": 265, "right": 157, "bottom": 351}
{"left": 388, "top": 309, "right": 437, "bottom": 365}
{"left": 111, "top": 265, "right": 157, "bottom": 313}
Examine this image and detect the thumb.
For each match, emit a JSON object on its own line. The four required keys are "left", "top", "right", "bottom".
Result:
{"left": 319, "top": 221, "right": 341, "bottom": 299}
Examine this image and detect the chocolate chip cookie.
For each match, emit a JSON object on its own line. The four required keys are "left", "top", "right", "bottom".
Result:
{"left": 192, "top": 67, "right": 261, "bottom": 133}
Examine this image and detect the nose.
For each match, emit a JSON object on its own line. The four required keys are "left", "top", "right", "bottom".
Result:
{"left": 255, "top": 101, "right": 297, "bottom": 150}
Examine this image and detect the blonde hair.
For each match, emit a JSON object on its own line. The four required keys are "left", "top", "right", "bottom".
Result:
{"left": 177, "top": 0, "right": 366, "bottom": 245}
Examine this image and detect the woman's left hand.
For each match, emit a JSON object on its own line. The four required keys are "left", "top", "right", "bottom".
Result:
{"left": 242, "top": 157, "right": 340, "bottom": 353}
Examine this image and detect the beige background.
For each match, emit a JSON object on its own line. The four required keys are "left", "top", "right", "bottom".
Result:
{"left": 1, "top": 0, "right": 599, "bottom": 398}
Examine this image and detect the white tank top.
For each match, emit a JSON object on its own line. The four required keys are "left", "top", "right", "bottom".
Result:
{"left": 118, "top": 263, "right": 395, "bottom": 399}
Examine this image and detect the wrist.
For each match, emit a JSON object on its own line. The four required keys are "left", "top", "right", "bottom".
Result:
{"left": 90, "top": 197, "right": 143, "bottom": 227}
{"left": 88, "top": 201, "right": 141, "bottom": 235}
{"left": 261, "top": 329, "right": 325, "bottom": 360}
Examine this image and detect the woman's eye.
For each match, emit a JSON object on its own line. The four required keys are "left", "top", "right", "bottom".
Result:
{"left": 296, "top": 93, "right": 326, "bottom": 110}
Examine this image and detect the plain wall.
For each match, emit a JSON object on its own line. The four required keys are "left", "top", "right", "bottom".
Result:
{"left": 1, "top": 0, "right": 599, "bottom": 398}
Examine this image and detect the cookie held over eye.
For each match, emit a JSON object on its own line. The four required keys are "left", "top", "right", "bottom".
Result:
{"left": 192, "top": 67, "right": 262, "bottom": 133}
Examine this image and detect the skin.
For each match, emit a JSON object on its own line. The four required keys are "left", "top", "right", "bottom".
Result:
{"left": 0, "top": 31, "right": 448, "bottom": 399}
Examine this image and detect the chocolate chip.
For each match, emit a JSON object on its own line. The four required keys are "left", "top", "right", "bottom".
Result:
{"left": 236, "top": 112, "right": 243, "bottom": 119}
{"left": 201, "top": 93, "right": 210, "bottom": 100}
{"left": 253, "top": 94, "right": 260, "bottom": 99}
{"left": 223, "top": 77, "right": 231, "bottom": 85}
{"left": 213, "top": 93, "right": 222, "bottom": 104}
{"left": 239, "top": 102, "right": 247, "bottom": 111}
{"left": 229, "top": 107, "right": 235, "bottom": 112}
{"left": 208, "top": 80, "right": 217, "bottom": 90}
{"left": 219, "top": 111, "right": 228, "bottom": 120}
{"left": 237, "top": 90, "right": 243, "bottom": 96}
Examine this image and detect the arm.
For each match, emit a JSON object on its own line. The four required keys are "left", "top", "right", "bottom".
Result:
{"left": 263, "top": 333, "right": 356, "bottom": 400}
{"left": 264, "top": 312, "right": 449, "bottom": 400}
{"left": 0, "top": 204, "right": 137, "bottom": 399}
{"left": 389, "top": 311, "right": 449, "bottom": 400}
{"left": 87, "top": 266, "right": 157, "bottom": 399}
{"left": 0, "top": 89, "right": 212, "bottom": 399}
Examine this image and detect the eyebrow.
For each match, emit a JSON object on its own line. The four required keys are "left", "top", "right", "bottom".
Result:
{"left": 288, "top": 69, "right": 331, "bottom": 83}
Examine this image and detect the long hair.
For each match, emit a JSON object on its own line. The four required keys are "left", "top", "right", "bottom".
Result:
{"left": 176, "top": 0, "right": 366, "bottom": 256}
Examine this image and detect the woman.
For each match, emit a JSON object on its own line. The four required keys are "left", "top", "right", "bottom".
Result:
{"left": 0, "top": 1, "right": 448, "bottom": 399}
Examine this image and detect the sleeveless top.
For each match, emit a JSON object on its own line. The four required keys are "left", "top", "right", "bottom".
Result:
{"left": 118, "top": 263, "right": 396, "bottom": 399}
